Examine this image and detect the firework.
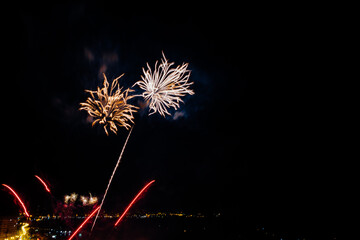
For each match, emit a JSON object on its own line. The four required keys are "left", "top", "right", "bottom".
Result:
{"left": 68, "top": 205, "right": 100, "bottom": 240}
{"left": 80, "top": 53, "right": 193, "bottom": 232}
{"left": 2, "top": 184, "right": 30, "bottom": 217}
{"left": 91, "top": 126, "right": 134, "bottom": 231}
{"left": 114, "top": 180, "right": 155, "bottom": 227}
{"left": 88, "top": 194, "right": 98, "bottom": 205}
{"left": 80, "top": 193, "right": 98, "bottom": 206}
{"left": 64, "top": 195, "right": 71, "bottom": 204}
{"left": 79, "top": 73, "right": 138, "bottom": 135}
{"left": 80, "top": 195, "right": 88, "bottom": 206}
{"left": 134, "top": 52, "right": 194, "bottom": 117}
{"left": 70, "top": 193, "right": 78, "bottom": 202}
{"left": 34, "top": 175, "right": 51, "bottom": 193}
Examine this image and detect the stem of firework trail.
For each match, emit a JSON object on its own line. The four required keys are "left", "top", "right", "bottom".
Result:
{"left": 90, "top": 125, "right": 134, "bottom": 232}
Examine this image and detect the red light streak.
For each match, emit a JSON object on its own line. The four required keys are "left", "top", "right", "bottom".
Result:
{"left": 114, "top": 180, "right": 155, "bottom": 227}
{"left": 68, "top": 205, "right": 100, "bottom": 240}
{"left": 34, "top": 175, "right": 51, "bottom": 193}
{"left": 2, "top": 184, "right": 30, "bottom": 217}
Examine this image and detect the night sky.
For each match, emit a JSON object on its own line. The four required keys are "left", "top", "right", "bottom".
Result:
{"left": 1, "top": 2, "right": 338, "bottom": 237}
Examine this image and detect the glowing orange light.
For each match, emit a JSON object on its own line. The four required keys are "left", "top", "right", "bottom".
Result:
{"left": 34, "top": 175, "right": 51, "bottom": 193}
{"left": 2, "top": 184, "right": 30, "bottom": 217}
{"left": 68, "top": 205, "right": 100, "bottom": 240}
{"left": 19, "top": 222, "right": 29, "bottom": 240}
{"left": 114, "top": 180, "right": 155, "bottom": 226}
{"left": 79, "top": 73, "right": 138, "bottom": 135}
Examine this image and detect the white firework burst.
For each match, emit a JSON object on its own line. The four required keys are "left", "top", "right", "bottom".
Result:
{"left": 134, "top": 52, "right": 194, "bottom": 117}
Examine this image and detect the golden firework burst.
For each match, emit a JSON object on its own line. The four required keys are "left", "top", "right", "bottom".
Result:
{"left": 79, "top": 73, "right": 138, "bottom": 135}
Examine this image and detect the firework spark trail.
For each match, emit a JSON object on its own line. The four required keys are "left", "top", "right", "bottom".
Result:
{"left": 91, "top": 126, "right": 134, "bottom": 231}
{"left": 68, "top": 205, "right": 100, "bottom": 240}
{"left": 2, "top": 184, "right": 30, "bottom": 217}
{"left": 34, "top": 175, "right": 51, "bottom": 193}
{"left": 114, "top": 180, "right": 155, "bottom": 227}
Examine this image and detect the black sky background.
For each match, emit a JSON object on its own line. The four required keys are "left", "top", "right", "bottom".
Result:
{"left": 1, "top": 2, "right": 338, "bottom": 237}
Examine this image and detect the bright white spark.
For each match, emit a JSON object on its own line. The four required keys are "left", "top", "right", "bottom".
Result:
{"left": 80, "top": 196, "right": 88, "bottom": 205}
{"left": 134, "top": 52, "right": 194, "bottom": 117}
{"left": 64, "top": 195, "right": 71, "bottom": 204}
{"left": 88, "top": 194, "right": 98, "bottom": 205}
{"left": 70, "top": 193, "right": 78, "bottom": 203}
{"left": 80, "top": 193, "right": 98, "bottom": 206}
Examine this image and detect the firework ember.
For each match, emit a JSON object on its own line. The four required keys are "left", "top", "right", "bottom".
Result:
{"left": 134, "top": 52, "right": 194, "bottom": 117}
{"left": 79, "top": 73, "right": 138, "bottom": 135}
{"left": 2, "top": 184, "right": 30, "bottom": 217}
{"left": 114, "top": 180, "right": 156, "bottom": 227}
{"left": 34, "top": 175, "right": 51, "bottom": 193}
